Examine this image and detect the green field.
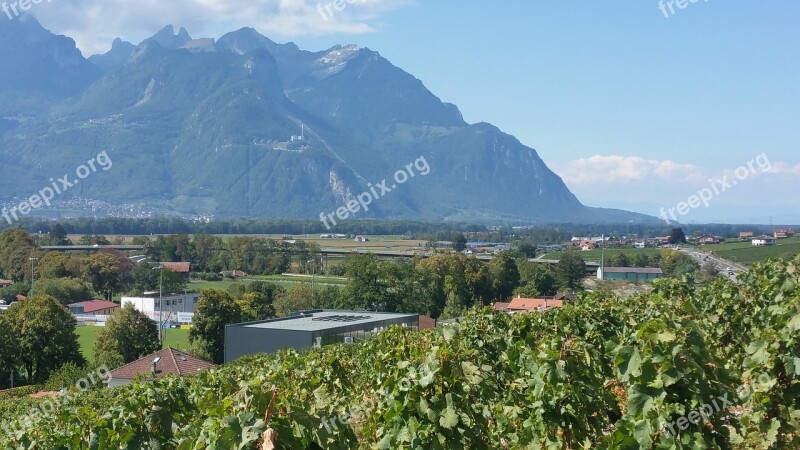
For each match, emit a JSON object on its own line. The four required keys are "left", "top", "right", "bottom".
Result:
{"left": 76, "top": 326, "right": 192, "bottom": 364}
{"left": 189, "top": 274, "right": 348, "bottom": 293}
{"left": 542, "top": 247, "right": 663, "bottom": 262}
{"left": 698, "top": 237, "right": 800, "bottom": 265}
{"left": 252, "top": 274, "right": 349, "bottom": 286}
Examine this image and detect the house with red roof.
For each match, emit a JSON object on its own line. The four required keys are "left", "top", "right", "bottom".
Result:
{"left": 494, "top": 297, "right": 564, "bottom": 314}
{"left": 159, "top": 262, "right": 192, "bottom": 281}
{"left": 68, "top": 300, "right": 120, "bottom": 315}
{"left": 106, "top": 347, "right": 215, "bottom": 387}
{"left": 159, "top": 262, "right": 191, "bottom": 273}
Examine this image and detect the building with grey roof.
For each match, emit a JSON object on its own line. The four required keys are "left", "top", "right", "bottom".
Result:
{"left": 224, "top": 310, "right": 419, "bottom": 362}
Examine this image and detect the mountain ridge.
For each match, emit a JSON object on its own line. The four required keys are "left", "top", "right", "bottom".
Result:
{"left": 0, "top": 18, "right": 657, "bottom": 225}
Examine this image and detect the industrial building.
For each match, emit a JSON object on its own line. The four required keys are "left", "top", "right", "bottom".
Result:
{"left": 224, "top": 310, "right": 419, "bottom": 362}
{"left": 597, "top": 267, "right": 664, "bottom": 281}
{"left": 121, "top": 292, "right": 199, "bottom": 323}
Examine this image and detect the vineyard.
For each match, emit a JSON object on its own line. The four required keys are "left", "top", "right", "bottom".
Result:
{"left": 1, "top": 256, "right": 799, "bottom": 449}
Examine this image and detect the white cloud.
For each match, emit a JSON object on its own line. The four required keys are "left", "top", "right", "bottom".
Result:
{"left": 554, "top": 155, "right": 704, "bottom": 185}
{"left": 30, "top": 0, "right": 416, "bottom": 55}
{"left": 556, "top": 154, "right": 800, "bottom": 223}
{"left": 766, "top": 161, "right": 800, "bottom": 174}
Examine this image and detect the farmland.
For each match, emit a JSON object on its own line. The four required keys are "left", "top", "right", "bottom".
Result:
{"left": 542, "top": 247, "right": 662, "bottom": 262}
{"left": 697, "top": 237, "right": 800, "bottom": 265}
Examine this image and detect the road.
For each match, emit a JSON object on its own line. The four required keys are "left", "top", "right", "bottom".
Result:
{"left": 682, "top": 248, "right": 744, "bottom": 283}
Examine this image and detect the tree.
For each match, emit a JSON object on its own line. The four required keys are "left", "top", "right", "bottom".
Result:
{"left": 82, "top": 253, "right": 121, "bottom": 299}
{"left": 699, "top": 262, "right": 720, "bottom": 282}
{"left": 48, "top": 223, "right": 70, "bottom": 246}
{"left": 339, "top": 255, "right": 391, "bottom": 311}
{"left": 273, "top": 283, "right": 324, "bottom": 317}
{"left": 660, "top": 250, "right": 700, "bottom": 278}
{"left": 36, "top": 252, "right": 79, "bottom": 279}
{"left": 669, "top": 228, "right": 688, "bottom": 245}
{"left": 384, "top": 260, "right": 436, "bottom": 317}
{"left": 440, "top": 290, "right": 467, "bottom": 320}
{"left": 607, "top": 252, "right": 630, "bottom": 268}
{"left": 0, "top": 311, "right": 20, "bottom": 389}
{"left": 7, "top": 295, "right": 84, "bottom": 383}
{"left": 192, "top": 234, "right": 221, "bottom": 272}
{"left": 633, "top": 253, "right": 650, "bottom": 268}
{"left": 189, "top": 290, "right": 242, "bottom": 364}
{"left": 93, "top": 304, "right": 159, "bottom": 368}
{"left": 451, "top": 233, "right": 467, "bottom": 252}
{"left": 556, "top": 250, "right": 586, "bottom": 292}
{"left": 515, "top": 241, "right": 537, "bottom": 259}
{"left": 32, "top": 278, "right": 93, "bottom": 305}
{"left": 486, "top": 252, "right": 520, "bottom": 302}
{"left": 233, "top": 282, "right": 284, "bottom": 322}
{"left": 0, "top": 229, "right": 37, "bottom": 282}
{"left": 129, "top": 262, "right": 187, "bottom": 295}
{"left": 516, "top": 261, "right": 558, "bottom": 297}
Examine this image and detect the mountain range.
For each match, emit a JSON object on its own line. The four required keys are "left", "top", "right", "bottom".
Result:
{"left": 0, "top": 17, "right": 656, "bottom": 224}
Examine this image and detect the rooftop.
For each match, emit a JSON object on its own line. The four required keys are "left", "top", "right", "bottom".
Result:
{"left": 159, "top": 262, "right": 191, "bottom": 273}
{"left": 239, "top": 310, "right": 417, "bottom": 332}
{"left": 507, "top": 297, "right": 564, "bottom": 311}
{"left": 68, "top": 299, "right": 119, "bottom": 313}
{"left": 602, "top": 267, "right": 664, "bottom": 274}
{"left": 108, "top": 347, "right": 214, "bottom": 380}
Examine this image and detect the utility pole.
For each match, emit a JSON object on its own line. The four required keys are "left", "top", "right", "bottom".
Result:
{"left": 29, "top": 257, "right": 38, "bottom": 296}
{"left": 600, "top": 234, "right": 606, "bottom": 281}
{"left": 154, "top": 265, "right": 164, "bottom": 347}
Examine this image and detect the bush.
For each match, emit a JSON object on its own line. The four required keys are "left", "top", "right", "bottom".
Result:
{"left": 196, "top": 272, "right": 222, "bottom": 281}
{"left": 0, "top": 385, "right": 40, "bottom": 400}
{"left": 42, "top": 362, "right": 88, "bottom": 392}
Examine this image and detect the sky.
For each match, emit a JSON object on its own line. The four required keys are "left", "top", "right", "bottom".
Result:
{"left": 23, "top": 0, "right": 800, "bottom": 224}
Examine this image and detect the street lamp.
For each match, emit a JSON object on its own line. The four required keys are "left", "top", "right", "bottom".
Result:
{"left": 29, "top": 257, "right": 38, "bottom": 296}
{"left": 154, "top": 265, "right": 164, "bottom": 347}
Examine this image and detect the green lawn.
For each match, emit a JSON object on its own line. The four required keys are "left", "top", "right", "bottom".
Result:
{"left": 187, "top": 280, "right": 239, "bottom": 291}
{"left": 698, "top": 237, "right": 800, "bottom": 265}
{"left": 251, "top": 274, "right": 349, "bottom": 286}
{"left": 188, "top": 275, "right": 348, "bottom": 293}
{"left": 76, "top": 326, "right": 192, "bottom": 364}
{"left": 543, "top": 248, "right": 663, "bottom": 262}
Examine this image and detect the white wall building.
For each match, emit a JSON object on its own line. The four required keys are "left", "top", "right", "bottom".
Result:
{"left": 752, "top": 236, "right": 777, "bottom": 246}
{"left": 121, "top": 292, "right": 200, "bottom": 323}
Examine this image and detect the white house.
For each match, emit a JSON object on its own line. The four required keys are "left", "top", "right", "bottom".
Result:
{"left": 752, "top": 235, "right": 777, "bottom": 246}
{"left": 121, "top": 292, "right": 200, "bottom": 323}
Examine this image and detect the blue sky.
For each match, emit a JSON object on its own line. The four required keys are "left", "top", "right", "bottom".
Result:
{"left": 32, "top": 1, "right": 800, "bottom": 223}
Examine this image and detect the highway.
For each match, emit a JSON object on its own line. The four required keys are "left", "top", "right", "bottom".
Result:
{"left": 682, "top": 247, "right": 744, "bottom": 283}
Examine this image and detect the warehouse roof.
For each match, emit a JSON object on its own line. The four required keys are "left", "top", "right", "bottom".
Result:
{"left": 240, "top": 310, "right": 417, "bottom": 332}
{"left": 602, "top": 267, "right": 664, "bottom": 274}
